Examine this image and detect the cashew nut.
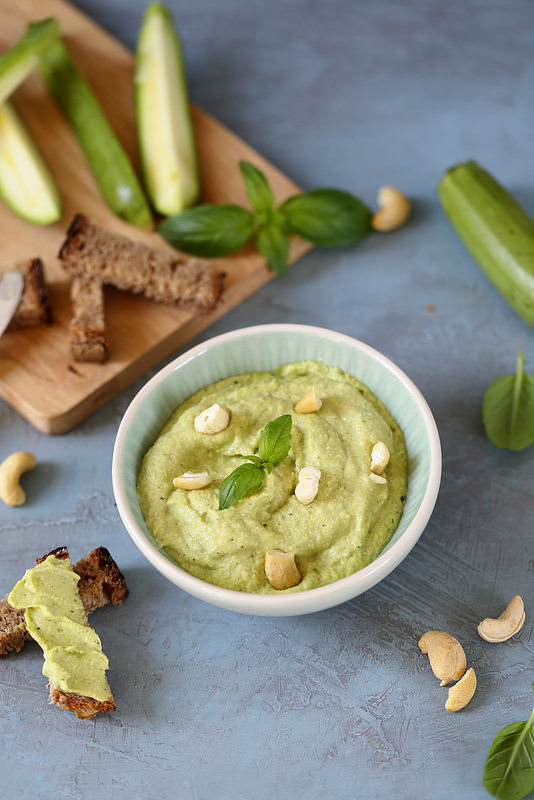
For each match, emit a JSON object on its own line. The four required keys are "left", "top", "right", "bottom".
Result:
{"left": 194, "top": 404, "right": 231, "bottom": 434}
{"left": 265, "top": 549, "right": 302, "bottom": 590}
{"left": 478, "top": 595, "right": 525, "bottom": 643}
{"left": 371, "top": 186, "right": 411, "bottom": 232}
{"left": 445, "top": 668, "right": 477, "bottom": 712}
{"left": 173, "top": 472, "right": 212, "bottom": 490}
{"left": 298, "top": 466, "right": 321, "bottom": 482}
{"left": 294, "top": 388, "right": 322, "bottom": 414}
{"left": 0, "top": 452, "right": 36, "bottom": 507}
{"left": 371, "top": 442, "right": 390, "bottom": 475}
{"left": 295, "top": 466, "right": 321, "bottom": 505}
{"left": 369, "top": 472, "right": 387, "bottom": 485}
{"left": 418, "top": 630, "right": 467, "bottom": 686}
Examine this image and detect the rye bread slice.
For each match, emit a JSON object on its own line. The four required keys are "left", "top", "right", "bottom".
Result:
{"left": 6, "top": 258, "right": 52, "bottom": 330}
{"left": 0, "top": 546, "right": 128, "bottom": 657}
{"left": 59, "top": 213, "right": 224, "bottom": 314}
{"left": 69, "top": 274, "right": 109, "bottom": 363}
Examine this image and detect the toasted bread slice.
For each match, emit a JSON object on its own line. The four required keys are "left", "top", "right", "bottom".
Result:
{"left": 0, "top": 546, "right": 128, "bottom": 657}
{"left": 59, "top": 213, "right": 224, "bottom": 314}
{"left": 5, "top": 258, "right": 52, "bottom": 330}
{"left": 69, "top": 274, "right": 108, "bottom": 363}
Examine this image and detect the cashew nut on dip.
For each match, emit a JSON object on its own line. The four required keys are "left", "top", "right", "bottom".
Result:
{"left": 194, "top": 404, "right": 231, "bottom": 434}
{"left": 264, "top": 550, "right": 302, "bottom": 590}
{"left": 478, "top": 595, "right": 525, "bottom": 643}
{"left": 295, "top": 466, "right": 321, "bottom": 505}
{"left": 370, "top": 442, "right": 390, "bottom": 475}
{"left": 294, "top": 388, "right": 322, "bottom": 414}
{"left": 0, "top": 451, "right": 36, "bottom": 507}
{"left": 445, "top": 668, "right": 477, "bottom": 712}
{"left": 371, "top": 186, "right": 411, "bottom": 232}
{"left": 418, "top": 630, "right": 467, "bottom": 686}
{"left": 173, "top": 472, "right": 212, "bottom": 490}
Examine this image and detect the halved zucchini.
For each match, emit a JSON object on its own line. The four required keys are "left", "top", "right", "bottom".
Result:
{"left": 0, "top": 100, "right": 62, "bottom": 225}
{"left": 135, "top": 2, "right": 200, "bottom": 215}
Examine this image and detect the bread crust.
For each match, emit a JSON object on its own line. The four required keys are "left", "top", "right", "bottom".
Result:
{"left": 6, "top": 258, "right": 52, "bottom": 330}
{"left": 48, "top": 684, "right": 116, "bottom": 719}
{"left": 59, "top": 214, "right": 224, "bottom": 314}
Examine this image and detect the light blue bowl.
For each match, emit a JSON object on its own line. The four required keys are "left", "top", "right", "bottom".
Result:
{"left": 112, "top": 324, "right": 441, "bottom": 616}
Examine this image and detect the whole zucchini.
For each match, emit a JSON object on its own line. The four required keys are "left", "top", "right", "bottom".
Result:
{"left": 438, "top": 160, "right": 534, "bottom": 327}
{"left": 40, "top": 38, "right": 153, "bottom": 230}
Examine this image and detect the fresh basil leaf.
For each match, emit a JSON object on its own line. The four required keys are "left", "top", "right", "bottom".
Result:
{"left": 256, "top": 224, "right": 290, "bottom": 276}
{"left": 244, "top": 455, "right": 264, "bottom": 467}
{"left": 258, "top": 414, "right": 292, "bottom": 465}
{"left": 159, "top": 204, "right": 255, "bottom": 257}
{"left": 280, "top": 188, "right": 371, "bottom": 246}
{"left": 483, "top": 708, "right": 534, "bottom": 800}
{"left": 219, "top": 463, "right": 265, "bottom": 510}
{"left": 239, "top": 161, "right": 274, "bottom": 213}
{"left": 482, "top": 349, "right": 534, "bottom": 451}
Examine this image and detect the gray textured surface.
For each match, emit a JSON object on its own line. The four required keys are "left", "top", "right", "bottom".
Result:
{"left": 1, "top": 1, "right": 534, "bottom": 798}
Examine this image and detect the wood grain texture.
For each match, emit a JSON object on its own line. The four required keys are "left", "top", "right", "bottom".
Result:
{"left": 0, "top": 0, "right": 311, "bottom": 434}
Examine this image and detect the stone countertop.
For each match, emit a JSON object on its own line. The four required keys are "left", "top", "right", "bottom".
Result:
{"left": 1, "top": 1, "right": 534, "bottom": 798}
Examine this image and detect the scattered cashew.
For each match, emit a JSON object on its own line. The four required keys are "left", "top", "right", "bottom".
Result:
{"left": 295, "top": 466, "right": 321, "bottom": 505}
{"left": 371, "top": 442, "right": 390, "bottom": 475}
{"left": 173, "top": 472, "right": 212, "bottom": 490}
{"left": 478, "top": 595, "right": 525, "bottom": 643}
{"left": 445, "top": 668, "right": 477, "bottom": 712}
{"left": 418, "top": 630, "right": 467, "bottom": 686}
{"left": 371, "top": 186, "right": 411, "bottom": 232}
{"left": 369, "top": 473, "right": 387, "bottom": 485}
{"left": 265, "top": 549, "right": 302, "bottom": 590}
{"left": 194, "top": 404, "right": 231, "bottom": 434}
{"left": 294, "top": 388, "right": 322, "bottom": 414}
{"left": 0, "top": 451, "right": 36, "bottom": 507}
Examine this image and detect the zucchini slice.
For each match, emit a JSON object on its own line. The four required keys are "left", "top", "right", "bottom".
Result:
{"left": 0, "top": 18, "right": 59, "bottom": 104}
{"left": 0, "top": 100, "right": 62, "bottom": 225}
{"left": 40, "top": 38, "right": 153, "bottom": 230}
{"left": 135, "top": 2, "right": 200, "bottom": 215}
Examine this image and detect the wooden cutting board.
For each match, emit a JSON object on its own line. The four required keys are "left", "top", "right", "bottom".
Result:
{"left": 0, "top": 0, "right": 312, "bottom": 433}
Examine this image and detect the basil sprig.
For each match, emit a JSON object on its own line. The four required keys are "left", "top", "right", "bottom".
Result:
{"left": 159, "top": 161, "right": 372, "bottom": 276}
{"left": 158, "top": 204, "right": 254, "bottom": 258}
{"left": 482, "top": 349, "right": 534, "bottom": 451}
{"left": 219, "top": 415, "right": 292, "bottom": 510}
{"left": 483, "top": 685, "right": 534, "bottom": 800}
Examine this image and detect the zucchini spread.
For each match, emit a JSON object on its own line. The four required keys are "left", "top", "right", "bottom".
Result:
{"left": 8, "top": 555, "right": 113, "bottom": 701}
{"left": 137, "top": 361, "right": 408, "bottom": 593}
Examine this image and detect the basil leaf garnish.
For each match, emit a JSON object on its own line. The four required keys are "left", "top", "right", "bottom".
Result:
{"left": 219, "top": 462, "right": 265, "bottom": 510}
{"left": 258, "top": 414, "right": 292, "bottom": 465}
{"left": 483, "top": 695, "right": 534, "bottom": 800}
{"left": 239, "top": 160, "right": 274, "bottom": 213}
{"left": 244, "top": 455, "right": 264, "bottom": 467}
{"left": 482, "top": 349, "right": 534, "bottom": 451}
{"left": 280, "top": 188, "right": 371, "bottom": 246}
{"left": 256, "top": 224, "right": 290, "bottom": 276}
{"left": 219, "top": 414, "right": 292, "bottom": 509}
{"left": 159, "top": 204, "right": 255, "bottom": 257}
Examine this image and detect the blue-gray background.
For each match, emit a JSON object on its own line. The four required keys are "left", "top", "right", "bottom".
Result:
{"left": 2, "top": 1, "right": 533, "bottom": 798}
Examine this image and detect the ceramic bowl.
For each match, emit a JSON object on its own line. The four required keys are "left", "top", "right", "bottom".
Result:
{"left": 112, "top": 324, "right": 441, "bottom": 616}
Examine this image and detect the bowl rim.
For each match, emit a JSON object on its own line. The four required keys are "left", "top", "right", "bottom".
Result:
{"left": 112, "top": 323, "right": 442, "bottom": 616}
